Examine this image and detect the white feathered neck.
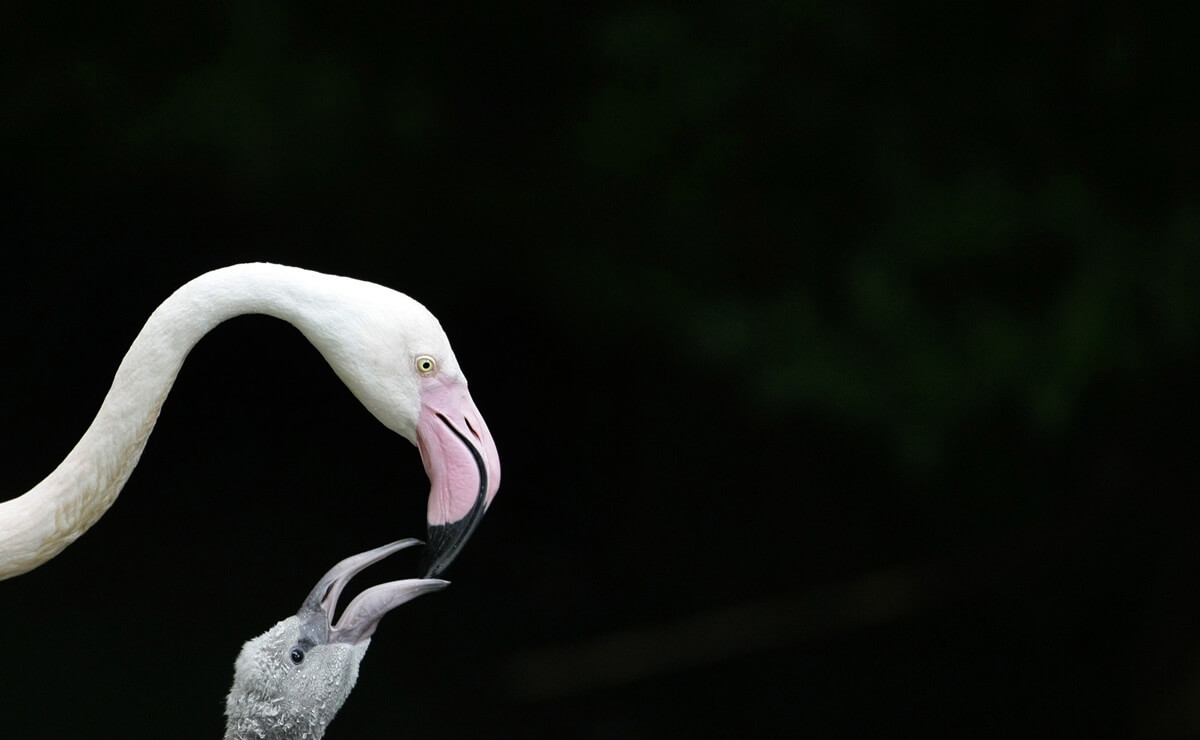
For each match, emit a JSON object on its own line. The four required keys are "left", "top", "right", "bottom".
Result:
{"left": 0, "top": 263, "right": 449, "bottom": 579}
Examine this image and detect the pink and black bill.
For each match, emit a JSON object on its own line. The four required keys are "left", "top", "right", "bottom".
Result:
{"left": 416, "top": 379, "right": 501, "bottom": 576}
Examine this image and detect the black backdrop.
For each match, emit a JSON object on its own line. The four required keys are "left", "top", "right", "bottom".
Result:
{"left": 2, "top": 3, "right": 1199, "bottom": 738}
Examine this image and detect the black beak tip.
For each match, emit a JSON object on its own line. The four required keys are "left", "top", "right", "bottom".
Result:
{"left": 420, "top": 520, "right": 466, "bottom": 577}
{"left": 420, "top": 498, "right": 489, "bottom": 577}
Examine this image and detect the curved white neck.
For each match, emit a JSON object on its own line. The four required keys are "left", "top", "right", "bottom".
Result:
{"left": 0, "top": 264, "right": 349, "bottom": 579}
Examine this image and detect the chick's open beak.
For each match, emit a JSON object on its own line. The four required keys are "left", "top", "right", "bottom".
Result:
{"left": 297, "top": 539, "right": 448, "bottom": 647}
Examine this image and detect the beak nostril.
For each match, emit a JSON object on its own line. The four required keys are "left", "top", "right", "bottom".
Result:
{"left": 464, "top": 417, "right": 480, "bottom": 441}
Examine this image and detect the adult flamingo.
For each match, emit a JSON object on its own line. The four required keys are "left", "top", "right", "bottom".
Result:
{"left": 0, "top": 263, "right": 501, "bottom": 579}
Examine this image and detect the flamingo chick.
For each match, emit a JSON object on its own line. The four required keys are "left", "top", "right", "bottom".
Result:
{"left": 225, "top": 539, "right": 447, "bottom": 740}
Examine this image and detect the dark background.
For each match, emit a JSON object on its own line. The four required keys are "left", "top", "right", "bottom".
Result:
{"left": 2, "top": 3, "right": 1198, "bottom": 738}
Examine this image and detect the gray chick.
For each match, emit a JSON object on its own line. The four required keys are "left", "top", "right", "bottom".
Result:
{"left": 225, "top": 539, "right": 446, "bottom": 740}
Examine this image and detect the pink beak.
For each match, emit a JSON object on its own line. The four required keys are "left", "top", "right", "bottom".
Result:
{"left": 415, "top": 378, "right": 501, "bottom": 576}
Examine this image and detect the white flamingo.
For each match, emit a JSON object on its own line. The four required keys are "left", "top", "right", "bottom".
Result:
{"left": 0, "top": 263, "right": 501, "bottom": 579}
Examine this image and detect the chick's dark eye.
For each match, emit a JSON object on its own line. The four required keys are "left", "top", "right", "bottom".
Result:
{"left": 290, "top": 648, "right": 304, "bottom": 665}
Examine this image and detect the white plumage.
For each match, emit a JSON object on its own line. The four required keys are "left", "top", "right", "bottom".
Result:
{"left": 0, "top": 263, "right": 500, "bottom": 579}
